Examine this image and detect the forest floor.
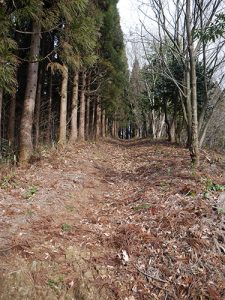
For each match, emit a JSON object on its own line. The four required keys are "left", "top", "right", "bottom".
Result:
{"left": 0, "top": 139, "right": 225, "bottom": 300}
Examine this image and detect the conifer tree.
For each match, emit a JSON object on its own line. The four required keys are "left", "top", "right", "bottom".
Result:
{"left": 0, "top": 0, "right": 129, "bottom": 162}
{"left": 97, "top": 0, "right": 129, "bottom": 138}
{"left": 17, "top": 0, "right": 87, "bottom": 158}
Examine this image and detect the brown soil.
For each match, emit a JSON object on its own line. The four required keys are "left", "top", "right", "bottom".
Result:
{"left": 0, "top": 139, "right": 225, "bottom": 300}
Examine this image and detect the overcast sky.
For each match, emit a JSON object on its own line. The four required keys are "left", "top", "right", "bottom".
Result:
{"left": 117, "top": 0, "right": 158, "bottom": 68}
{"left": 117, "top": 0, "right": 140, "bottom": 35}
{"left": 117, "top": 0, "right": 145, "bottom": 68}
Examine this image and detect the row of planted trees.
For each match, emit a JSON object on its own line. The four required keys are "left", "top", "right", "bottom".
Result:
{"left": 2, "top": 0, "right": 225, "bottom": 167}
{"left": 0, "top": 0, "right": 130, "bottom": 164}
{"left": 128, "top": 0, "right": 225, "bottom": 166}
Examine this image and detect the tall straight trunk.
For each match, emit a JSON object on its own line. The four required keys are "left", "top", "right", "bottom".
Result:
{"left": 115, "top": 121, "right": 119, "bottom": 138}
{"left": 19, "top": 20, "right": 41, "bottom": 163}
{"left": 85, "top": 75, "right": 90, "bottom": 139}
{"left": 96, "top": 98, "right": 101, "bottom": 139}
{"left": 164, "top": 99, "right": 171, "bottom": 141}
{"left": 170, "top": 119, "right": 176, "bottom": 143}
{"left": 164, "top": 99, "right": 176, "bottom": 143}
{"left": 34, "top": 68, "right": 42, "bottom": 148}
{"left": 185, "top": 62, "right": 192, "bottom": 148}
{"left": 46, "top": 70, "right": 52, "bottom": 144}
{"left": 90, "top": 97, "right": 96, "bottom": 139}
{"left": 79, "top": 71, "right": 86, "bottom": 141}
{"left": 156, "top": 113, "right": 165, "bottom": 139}
{"left": 69, "top": 72, "right": 79, "bottom": 143}
{"left": 171, "top": 100, "right": 178, "bottom": 143}
{"left": 59, "top": 64, "right": 68, "bottom": 145}
{"left": 86, "top": 95, "right": 90, "bottom": 139}
{"left": 0, "top": 89, "right": 2, "bottom": 156}
{"left": 186, "top": 0, "right": 199, "bottom": 166}
{"left": 151, "top": 109, "right": 157, "bottom": 139}
{"left": 112, "top": 120, "right": 115, "bottom": 138}
{"left": 143, "top": 116, "right": 147, "bottom": 138}
{"left": 102, "top": 109, "right": 106, "bottom": 138}
{"left": 8, "top": 93, "right": 16, "bottom": 146}
{"left": 139, "top": 127, "right": 142, "bottom": 138}
{"left": 106, "top": 117, "right": 109, "bottom": 137}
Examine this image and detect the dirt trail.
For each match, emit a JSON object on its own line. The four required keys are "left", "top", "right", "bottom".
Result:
{"left": 0, "top": 139, "right": 225, "bottom": 299}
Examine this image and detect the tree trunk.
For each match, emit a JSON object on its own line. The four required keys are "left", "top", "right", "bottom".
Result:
{"left": 79, "top": 71, "right": 86, "bottom": 141}
{"left": 59, "top": 64, "right": 68, "bottom": 145}
{"left": 86, "top": 94, "right": 90, "bottom": 139}
{"left": 0, "top": 89, "right": 2, "bottom": 157}
{"left": 19, "top": 20, "right": 41, "bottom": 164}
{"left": 186, "top": 0, "right": 199, "bottom": 166}
{"left": 156, "top": 113, "right": 165, "bottom": 139}
{"left": 190, "top": 57, "right": 199, "bottom": 164}
{"left": 185, "top": 62, "right": 192, "bottom": 148}
{"left": 85, "top": 75, "right": 90, "bottom": 140}
{"left": 96, "top": 98, "right": 101, "bottom": 139}
{"left": 171, "top": 100, "right": 178, "bottom": 143}
{"left": 151, "top": 109, "right": 157, "bottom": 139}
{"left": 46, "top": 70, "right": 52, "bottom": 144}
{"left": 143, "top": 116, "right": 147, "bottom": 138}
{"left": 102, "top": 109, "right": 106, "bottom": 138}
{"left": 112, "top": 118, "right": 117, "bottom": 138}
{"left": 106, "top": 117, "right": 109, "bottom": 137}
{"left": 90, "top": 97, "right": 96, "bottom": 139}
{"left": 170, "top": 119, "right": 176, "bottom": 143}
{"left": 69, "top": 72, "right": 79, "bottom": 143}
{"left": 164, "top": 99, "right": 172, "bottom": 141}
{"left": 34, "top": 68, "right": 42, "bottom": 148}
{"left": 8, "top": 93, "right": 16, "bottom": 146}
{"left": 115, "top": 121, "right": 118, "bottom": 138}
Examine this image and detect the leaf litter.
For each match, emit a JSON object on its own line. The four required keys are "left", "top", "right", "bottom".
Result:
{"left": 0, "top": 139, "right": 225, "bottom": 299}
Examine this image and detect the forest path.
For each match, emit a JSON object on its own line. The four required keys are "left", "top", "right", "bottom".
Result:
{"left": 0, "top": 139, "right": 225, "bottom": 299}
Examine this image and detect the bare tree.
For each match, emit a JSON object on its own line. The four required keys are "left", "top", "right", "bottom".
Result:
{"left": 138, "top": 0, "right": 225, "bottom": 165}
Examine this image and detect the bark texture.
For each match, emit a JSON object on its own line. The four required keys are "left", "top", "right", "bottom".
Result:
{"left": 85, "top": 76, "right": 91, "bottom": 139}
{"left": 46, "top": 70, "right": 52, "bottom": 144}
{"left": 102, "top": 109, "right": 106, "bottom": 138}
{"left": 34, "top": 68, "right": 42, "bottom": 148}
{"left": 79, "top": 71, "right": 86, "bottom": 141}
{"left": 59, "top": 64, "right": 68, "bottom": 145}
{"left": 70, "top": 72, "right": 79, "bottom": 143}
{"left": 96, "top": 98, "right": 101, "bottom": 139}
{"left": 0, "top": 89, "right": 3, "bottom": 156}
{"left": 19, "top": 21, "right": 41, "bottom": 163}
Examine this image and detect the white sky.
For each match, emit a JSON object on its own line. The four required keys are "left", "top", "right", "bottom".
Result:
{"left": 117, "top": 0, "right": 140, "bottom": 35}
{"left": 117, "top": 0, "right": 142, "bottom": 68}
